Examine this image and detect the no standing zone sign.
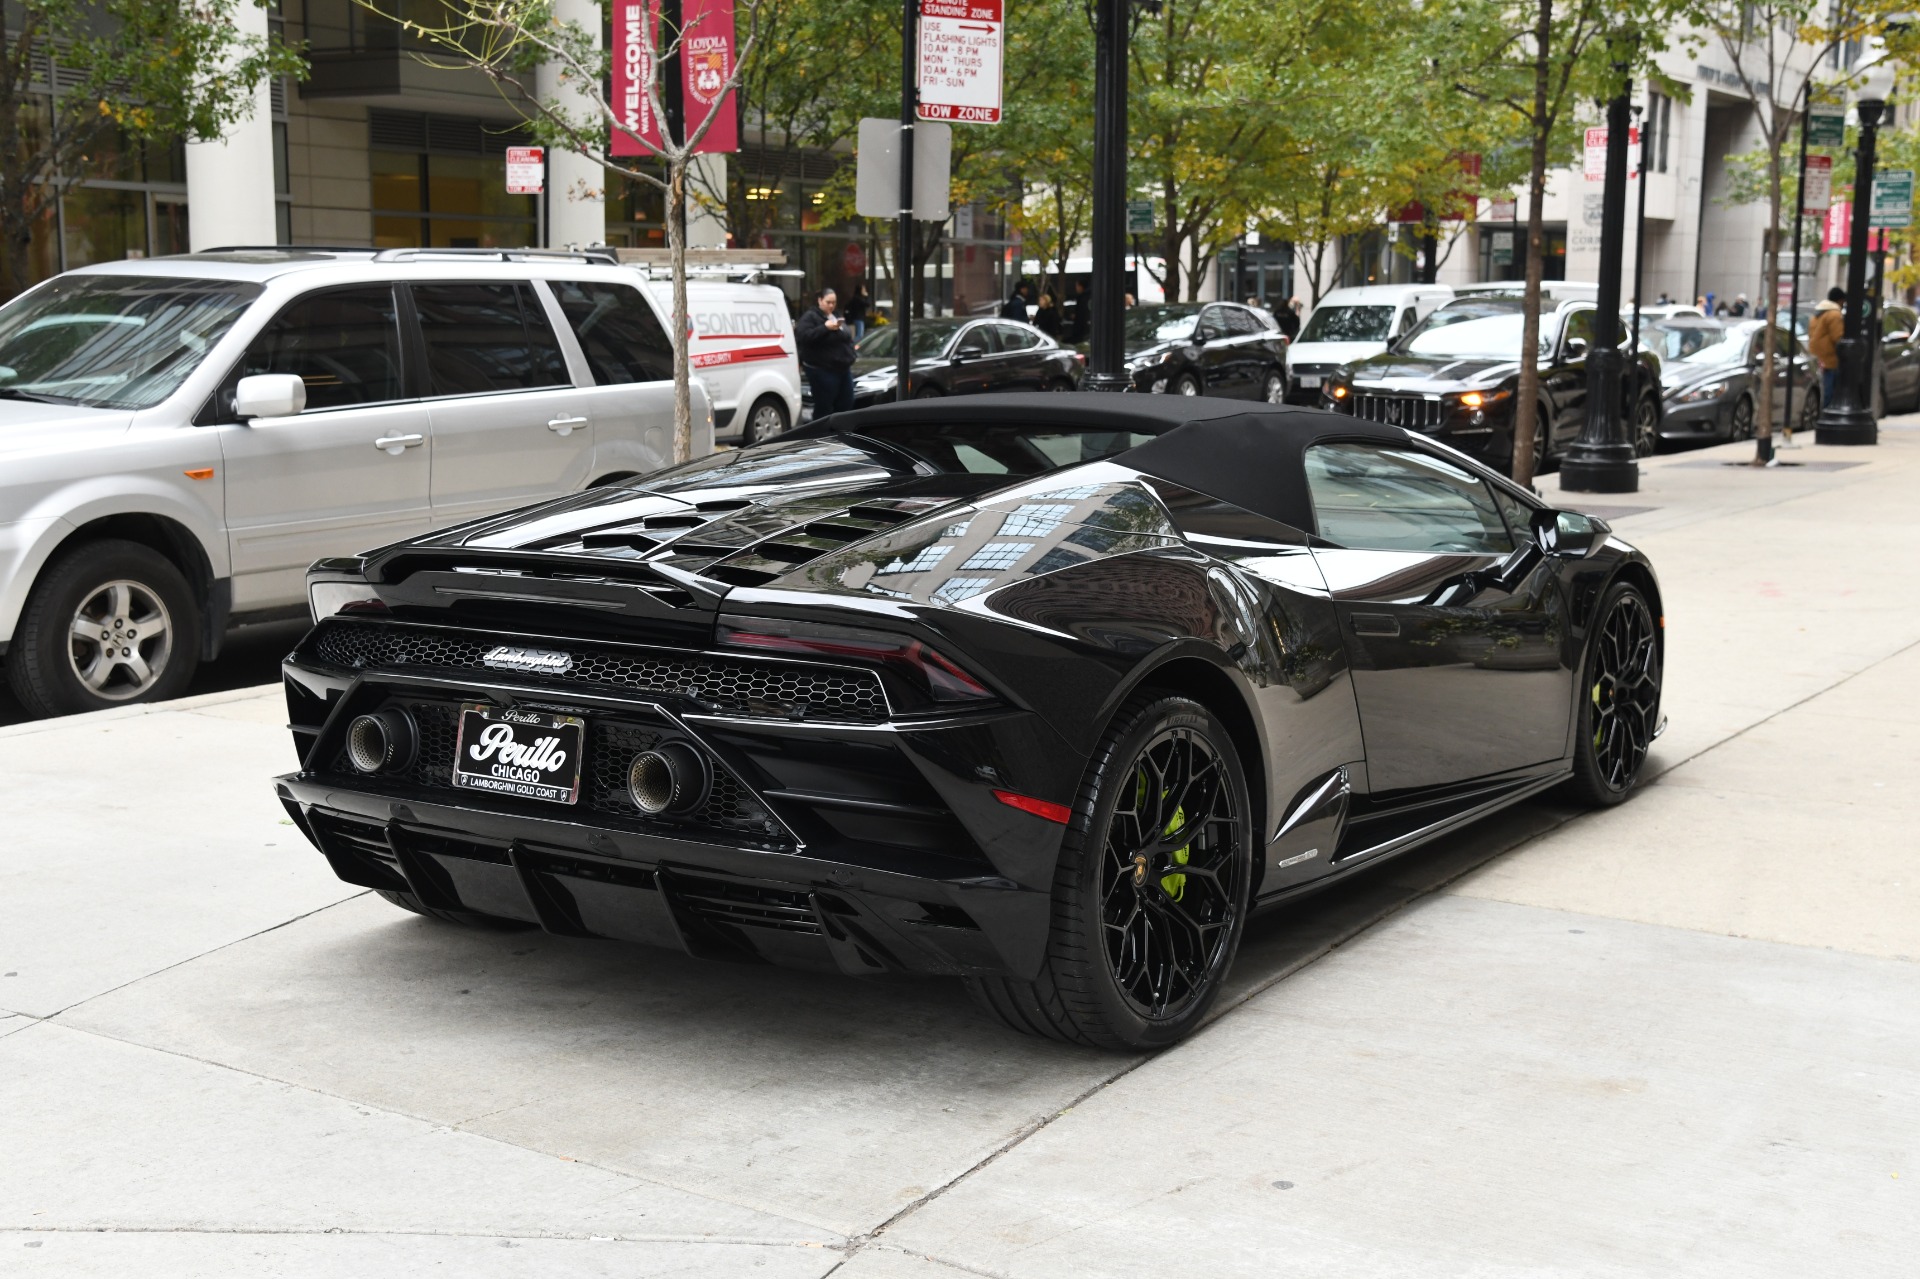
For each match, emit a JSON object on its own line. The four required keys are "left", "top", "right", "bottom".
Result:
{"left": 917, "top": 0, "right": 1003, "bottom": 124}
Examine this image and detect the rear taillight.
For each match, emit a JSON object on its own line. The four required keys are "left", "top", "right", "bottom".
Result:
{"left": 717, "top": 617, "right": 993, "bottom": 703}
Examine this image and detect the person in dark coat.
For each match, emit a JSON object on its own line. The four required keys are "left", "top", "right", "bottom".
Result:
{"left": 1066, "top": 279, "right": 1091, "bottom": 344}
{"left": 794, "top": 287, "right": 856, "bottom": 421}
{"left": 1276, "top": 296, "right": 1303, "bottom": 341}
{"left": 1001, "top": 281, "right": 1033, "bottom": 322}
{"left": 844, "top": 283, "right": 872, "bottom": 340}
{"left": 1032, "top": 291, "right": 1062, "bottom": 338}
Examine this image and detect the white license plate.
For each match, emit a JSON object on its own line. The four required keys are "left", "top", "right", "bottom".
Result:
{"left": 451, "top": 704, "right": 585, "bottom": 805}
{"left": 1296, "top": 374, "right": 1321, "bottom": 388}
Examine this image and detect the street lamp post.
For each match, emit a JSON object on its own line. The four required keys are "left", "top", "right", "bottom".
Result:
{"left": 1084, "top": 0, "right": 1131, "bottom": 391}
{"left": 1562, "top": 71, "right": 1640, "bottom": 494}
{"left": 1816, "top": 55, "right": 1898, "bottom": 444}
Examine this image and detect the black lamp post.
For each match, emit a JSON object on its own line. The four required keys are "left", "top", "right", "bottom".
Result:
{"left": 1084, "top": 0, "right": 1132, "bottom": 391}
{"left": 1816, "top": 54, "right": 1898, "bottom": 444}
{"left": 1562, "top": 69, "right": 1640, "bottom": 493}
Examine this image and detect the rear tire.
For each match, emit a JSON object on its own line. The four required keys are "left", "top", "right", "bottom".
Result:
{"left": 966, "top": 694, "right": 1253, "bottom": 1051}
{"left": 1631, "top": 395, "right": 1661, "bottom": 457}
{"left": 912, "top": 384, "right": 944, "bottom": 399}
{"left": 1261, "top": 370, "right": 1286, "bottom": 403}
{"left": 740, "top": 394, "right": 789, "bottom": 446}
{"left": 375, "top": 888, "right": 536, "bottom": 931}
{"left": 1561, "top": 581, "right": 1661, "bottom": 808}
{"left": 6, "top": 538, "right": 201, "bottom": 718}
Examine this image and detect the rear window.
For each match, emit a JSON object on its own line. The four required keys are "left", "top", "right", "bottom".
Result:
{"left": 0, "top": 274, "right": 260, "bottom": 409}
{"left": 551, "top": 280, "right": 674, "bottom": 383}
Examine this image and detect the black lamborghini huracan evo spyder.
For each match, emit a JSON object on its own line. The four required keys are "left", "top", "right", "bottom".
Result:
{"left": 277, "top": 393, "right": 1665, "bottom": 1051}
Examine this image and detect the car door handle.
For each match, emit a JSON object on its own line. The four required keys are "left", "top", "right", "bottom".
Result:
{"left": 1350, "top": 612, "right": 1401, "bottom": 637}
{"left": 547, "top": 415, "right": 588, "bottom": 435}
{"left": 373, "top": 433, "right": 424, "bottom": 454}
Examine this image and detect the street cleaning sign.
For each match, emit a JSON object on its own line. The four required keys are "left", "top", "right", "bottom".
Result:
{"left": 1802, "top": 154, "right": 1832, "bottom": 216}
{"left": 917, "top": 0, "right": 1003, "bottom": 124}
{"left": 505, "top": 147, "right": 544, "bottom": 195}
{"left": 1808, "top": 105, "right": 1847, "bottom": 148}
{"left": 1583, "top": 126, "right": 1640, "bottom": 180}
{"left": 1870, "top": 169, "right": 1914, "bottom": 228}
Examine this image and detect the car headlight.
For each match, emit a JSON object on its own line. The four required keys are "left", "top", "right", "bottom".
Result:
{"left": 1671, "top": 379, "right": 1730, "bottom": 404}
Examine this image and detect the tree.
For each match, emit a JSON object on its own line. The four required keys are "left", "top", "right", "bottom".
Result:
{"left": 356, "top": 0, "right": 767, "bottom": 464}
{"left": 0, "top": 0, "right": 304, "bottom": 298}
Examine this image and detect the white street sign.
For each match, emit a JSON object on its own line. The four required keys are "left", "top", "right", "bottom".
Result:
{"left": 855, "top": 117, "right": 953, "bottom": 220}
{"left": 505, "top": 146, "right": 545, "bottom": 195}
{"left": 1802, "top": 154, "right": 1833, "bottom": 216}
{"left": 917, "top": 0, "right": 1003, "bottom": 124}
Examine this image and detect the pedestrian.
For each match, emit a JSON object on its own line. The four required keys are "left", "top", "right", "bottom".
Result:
{"left": 794, "top": 286, "right": 857, "bottom": 422}
{"left": 1033, "top": 290, "right": 1061, "bottom": 338}
{"left": 1124, "top": 292, "right": 1137, "bottom": 308}
{"left": 1694, "top": 295, "right": 1708, "bottom": 310}
{"left": 1276, "top": 296, "right": 1303, "bottom": 341}
{"left": 1656, "top": 290, "right": 1673, "bottom": 305}
{"left": 844, "top": 283, "right": 871, "bottom": 341}
{"left": 1000, "top": 280, "right": 1033, "bottom": 322}
{"left": 1730, "top": 293, "right": 1750, "bottom": 317}
{"left": 1809, "top": 287, "right": 1845, "bottom": 407}
{"left": 1067, "top": 279, "right": 1091, "bottom": 344}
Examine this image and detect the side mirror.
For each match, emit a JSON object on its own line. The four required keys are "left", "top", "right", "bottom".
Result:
{"left": 1890, "top": 330, "right": 1912, "bottom": 342}
{"left": 1563, "top": 336, "right": 1590, "bottom": 359}
{"left": 234, "top": 373, "right": 307, "bottom": 420}
{"left": 1531, "top": 507, "right": 1608, "bottom": 557}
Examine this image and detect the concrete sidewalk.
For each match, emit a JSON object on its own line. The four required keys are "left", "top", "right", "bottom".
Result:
{"left": 3, "top": 428, "right": 1916, "bottom": 1276}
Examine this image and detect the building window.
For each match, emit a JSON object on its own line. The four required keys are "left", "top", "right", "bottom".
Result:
{"left": 368, "top": 109, "right": 537, "bottom": 249}
{"left": 1645, "top": 93, "right": 1672, "bottom": 174}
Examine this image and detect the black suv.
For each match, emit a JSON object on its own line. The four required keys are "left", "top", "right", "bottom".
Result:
{"left": 1324, "top": 296, "right": 1664, "bottom": 468}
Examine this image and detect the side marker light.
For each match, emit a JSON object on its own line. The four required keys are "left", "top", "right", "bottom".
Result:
{"left": 184, "top": 468, "right": 215, "bottom": 480}
{"left": 994, "top": 790, "right": 1073, "bottom": 824}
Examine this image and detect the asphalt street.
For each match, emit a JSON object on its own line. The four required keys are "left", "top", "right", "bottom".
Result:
{"left": 3, "top": 425, "right": 1916, "bottom": 1276}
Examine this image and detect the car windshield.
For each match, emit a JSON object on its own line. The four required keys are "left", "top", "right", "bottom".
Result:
{"left": 1649, "top": 323, "right": 1747, "bottom": 365}
{"left": 1124, "top": 305, "right": 1203, "bottom": 348}
{"left": 1300, "top": 305, "right": 1394, "bottom": 343}
{"left": 857, "top": 323, "right": 957, "bottom": 360}
{"left": 1402, "top": 301, "right": 1539, "bottom": 358}
{"left": 851, "top": 422, "right": 1161, "bottom": 476}
{"left": 0, "top": 274, "right": 261, "bottom": 409}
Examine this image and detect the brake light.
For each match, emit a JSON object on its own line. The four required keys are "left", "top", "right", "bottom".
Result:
{"left": 717, "top": 618, "right": 994, "bottom": 703}
{"left": 994, "top": 790, "right": 1073, "bottom": 823}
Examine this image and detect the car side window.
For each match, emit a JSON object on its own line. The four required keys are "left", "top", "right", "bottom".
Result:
{"left": 1883, "top": 306, "right": 1917, "bottom": 340}
{"left": 1304, "top": 441, "right": 1515, "bottom": 555}
{"left": 1224, "top": 307, "right": 1260, "bottom": 335}
{"left": 550, "top": 280, "right": 674, "bottom": 383}
{"left": 995, "top": 323, "right": 1038, "bottom": 351}
{"left": 1562, "top": 309, "right": 1595, "bottom": 352}
{"left": 412, "top": 282, "right": 568, "bottom": 396}
{"left": 239, "top": 286, "right": 403, "bottom": 411}
{"left": 1397, "top": 307, "right": 1418, "bottom": 336}
{"left": 1198, "top": 306, "right": 1228, "bottom": 340}
{"left": 955, "top": 325, "right": 996, "bottom": 356}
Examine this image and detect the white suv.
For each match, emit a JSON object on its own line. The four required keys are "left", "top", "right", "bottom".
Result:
{"left": 0, "top": 247, "right": 710, "bottom": 718}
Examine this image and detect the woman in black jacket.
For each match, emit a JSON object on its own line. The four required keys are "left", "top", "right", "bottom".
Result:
{"left": 794, "top": 288, "right": 857, "bottom": 421}
{"left": 1032, "top": 291, "right": 1062, "bottom": 338}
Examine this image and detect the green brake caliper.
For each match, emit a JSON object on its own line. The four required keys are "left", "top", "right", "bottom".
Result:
{"left": 1592, "top": 681, "right": 1604, "bottom": 747}
{"left": 1135, "top": 767, "right": 1190, "bottom": 901}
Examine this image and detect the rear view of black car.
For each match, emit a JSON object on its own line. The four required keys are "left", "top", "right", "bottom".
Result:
{"left": 277, "top": 395, "right": 1664, "bottom": 1051}
{"left": 1325, "top": 296, "right": 1664, "bottom": 468}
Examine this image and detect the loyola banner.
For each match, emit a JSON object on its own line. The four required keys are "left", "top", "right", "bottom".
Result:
{"left": 611, "top": 0, "right": 739, "bottom": 158}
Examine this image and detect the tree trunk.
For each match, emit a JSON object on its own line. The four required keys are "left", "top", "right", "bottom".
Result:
{"left": 668, "top": 156, "right": 693, "bottom": 465}
{"left": 1756, "top": 143, "right": 1783, "bottom": 456}
{"left": 1512, "top": 0, "right": 1553, "bottom": 488}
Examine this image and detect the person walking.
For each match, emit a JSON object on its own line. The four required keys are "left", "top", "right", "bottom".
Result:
{"left": 795, "top": 287, "right": 857, "bottom": 422}
{"left": 1730, "top": 293, "right": 1750, "bottom": 317}
{"left": 1001, "top": 280, "right": 1033, "bottom": 322}
{"left": 1809, "top": 287, "right": 1846, "bottom": 407}
{"left": 844, "top": 283, "right": 872, "bottom": 341}
{"left": 1276, "top": 296, "right": 1303, "bottom": 341}
{"left": 1066, "top": 278, "right": 1091, "bottom": 344}
{"left": 1033, "top": 290, "right": 1062, "bottom": 338}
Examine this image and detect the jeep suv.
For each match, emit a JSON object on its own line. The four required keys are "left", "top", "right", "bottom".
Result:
{"left": 0, "top": 248, "right": 711, "bottom": 718}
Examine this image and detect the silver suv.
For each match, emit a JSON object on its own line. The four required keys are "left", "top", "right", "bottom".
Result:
{"left": 0, "top": 248, "right": 710, "bottom": 718}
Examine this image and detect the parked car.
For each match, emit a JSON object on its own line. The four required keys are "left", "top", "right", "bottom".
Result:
{"left": 278, "top": 393, "right": 1663, "bottom": 1050}
{"left": 1325, "top": 295, "right": 1663, "bottom": 469}
{"left": 1285, "top": 284, "right": 1453, "bottom": 404}
{"left": 848, "top": 317, "right": 1080, "bottom": 406}
{"left": 0, "top": 248, "right": 707, "bottom": 719}
{"left": 1456, "top": 280, "right": 1602, "bottom": 305}
{"left": 1876, "top": 302, "right": 1920, "bottom": 415}
{"left": 642, "top": 276, "right": 800, "bottom": 444}
{"left": 1649, "top": 318, "right": 1819, "bottom": 442}
{"left": 1124, "top": 301, "right": 1289, "bottom": 400}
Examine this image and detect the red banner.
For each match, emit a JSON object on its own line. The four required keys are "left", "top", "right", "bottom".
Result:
{"left": 610, "top": 0, "right": 737, "bottom": 158}
{"left": 1824, "top": 202, "right": 1893, "bottom": 253}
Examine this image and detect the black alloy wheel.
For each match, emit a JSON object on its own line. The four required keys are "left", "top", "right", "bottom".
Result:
{"left": 1563, "top": 581, "right": 1661, "bottom": 807}
{"left": 1631, "top": 396, "right": 1661, "bottom": 457}
{"left": 1531, "top": 413, "right": 1553, "bottom": 474}
{"left": 967, "top": 694, "right": 1252, "bottom": 1050}
{"left": 1729, "top": 394, "right": 1754, "bottom": 441}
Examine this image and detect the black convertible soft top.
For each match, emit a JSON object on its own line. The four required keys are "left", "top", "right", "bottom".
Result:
{"left": 796, "top": 392, "right": 1411, "bottom": 533}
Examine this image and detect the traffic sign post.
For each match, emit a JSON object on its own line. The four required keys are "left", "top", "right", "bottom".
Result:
{"left": 1808, "top": 105, "right": 1847, "bottom": 148}
{"left": 916, "top": 0, "right": 1003, "bottom": 124}
{"left": 1125, "top": 200, "right": 1154, "bottom": 235}
{"left": 505, "top": 146, "right": 545, "bottom": 195}
{"left": 1869, "top": 169, "right": 1913, "bottom": 228}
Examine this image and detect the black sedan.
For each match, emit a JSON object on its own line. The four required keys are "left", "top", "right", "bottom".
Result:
{"left": 1326, "top": 296, "right": 1665, "bottom": 469}
{"left": 1649, "top": 318, "right": 1819, "bottom": 443}
{"left": 1124, "top": 302, "right": 1289, "bottom": 401}
{"left": 846, "top": 317, "right": 1081, "bottom": 406}
{"left": 279, "top": 395, "right": 1665, "bottom": 1051}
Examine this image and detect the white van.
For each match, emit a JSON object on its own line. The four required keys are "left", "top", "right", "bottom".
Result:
{"left": 643, "top": 278, "right": 802, "bottom": 443}
{"left": 1285, "top": 284, "right": 1454, "bottom": 403}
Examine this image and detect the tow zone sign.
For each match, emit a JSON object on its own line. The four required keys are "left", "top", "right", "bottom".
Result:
{"left": 917, "top": 0, "right": 1003, "bottom": 124}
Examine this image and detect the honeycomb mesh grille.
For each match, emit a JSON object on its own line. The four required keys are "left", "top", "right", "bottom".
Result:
{"left": 308, "top": 621, "right": 888, "bottom": 723}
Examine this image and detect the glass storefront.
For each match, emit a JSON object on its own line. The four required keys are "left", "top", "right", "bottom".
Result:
{"left": 1478, "top": 224, "right": 1566, "bottom": 281}
{"left": 368, "top": 110, "right": 538, "bottom": 248}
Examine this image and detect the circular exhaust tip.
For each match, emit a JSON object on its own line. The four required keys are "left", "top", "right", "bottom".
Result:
{"left": 346, "top": 709, "right": 418, "bottom": 774}
{"left": 627, "top": 741, "right": 709, "bottom": 815}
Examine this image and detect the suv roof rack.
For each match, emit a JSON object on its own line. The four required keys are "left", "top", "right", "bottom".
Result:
{"left": 370, "top": 246, "right": 620, "bottom": 265}
{"left": 199, "top": 245, "right": 379, "bottom": 255}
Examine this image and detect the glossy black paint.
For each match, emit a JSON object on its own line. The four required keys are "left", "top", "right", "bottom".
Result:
{"left": 279, "top": 394, "right": 1661, "bottom": 981}
{"left": 846, "top": 318, "right": 1082, "bottom": 407}
{"left": 1326, "top": 298, "right": 1663, "bottom": 467}
{"left": 1123, "top": 303, "right": 1289, "bottom": 400}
